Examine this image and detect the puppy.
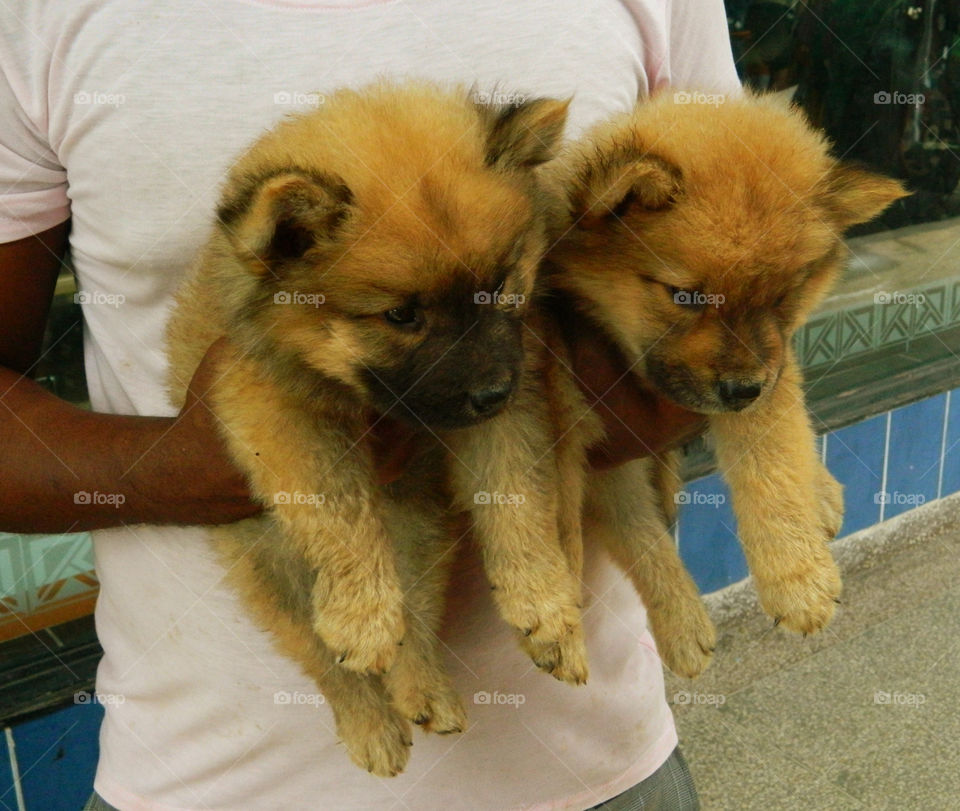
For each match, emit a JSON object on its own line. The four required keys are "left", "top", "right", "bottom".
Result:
{"left": 539, "top": 91, "right": 907, "bottom": 676}
{"left": 165, "top": 81, "right": 586, "bottom": 775}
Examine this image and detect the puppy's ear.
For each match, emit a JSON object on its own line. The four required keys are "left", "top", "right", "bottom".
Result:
{"left": 218, "top": 170, "right": 353, "bottom": 274}
{"left": 480, "top": 97, "right": 570, "bottom": 170}
{"left": 571, "top": 154, "right": 682, "bottom": 228}
{"left": 822, "top": 163, "right": 909, "bottom": 230}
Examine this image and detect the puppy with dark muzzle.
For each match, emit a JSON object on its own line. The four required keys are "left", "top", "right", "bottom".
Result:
{"left": 165, "top": 81, "right": 585, "bottom": 776}
{"left": 541, "top": 91, "right": 907, "bottom": 677}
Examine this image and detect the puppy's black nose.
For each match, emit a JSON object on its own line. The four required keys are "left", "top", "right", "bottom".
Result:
{"left": 469, "top": 381, "right": 513, "bottom": 415}
{"left": 718, "top": 379, "right": 763, "bottom": 409}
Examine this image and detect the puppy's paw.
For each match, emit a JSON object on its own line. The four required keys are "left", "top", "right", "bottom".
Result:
{"left": 756, "top": 549, "right": 842, "bottom": 635}
{"left": 337, "top": 698, "right": 413, "bottom": 777}
{"left": 521, "top": 622, "right": 589, "bottom": 685}
{"left": 383, "top": 653, "right": 467, "bottom": 735}
{"left": 816, "top": 466, "right": 845, "bottom": 539}
{"left": 648, "top": 597, "right": 716, "bottom": 679}
{"left": 313, "top": 582, "right": 406, "bottom": 674}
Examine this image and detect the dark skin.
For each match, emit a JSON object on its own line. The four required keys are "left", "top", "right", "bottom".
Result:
{"left": 0, "top": 222, "right": 706, "bottom": 533}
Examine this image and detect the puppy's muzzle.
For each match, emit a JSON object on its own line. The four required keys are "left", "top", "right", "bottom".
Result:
{"left": 468, "top": 378, "right": 514, "bottom": 417}
{"left": 716, "top": 378, "right": 763, "bottom": 410}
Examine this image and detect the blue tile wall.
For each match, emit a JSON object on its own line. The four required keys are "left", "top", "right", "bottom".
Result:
{"left": 939, "top": 391, "right": 960, "bottom": 497}
{"left": 676, "top": 473, "right": 746, "bottom": 593}
{"left": 0, "top": 731, "right": 15, "bottom": 811}
{"left": 12, "top": 702, "right": 102, "bottom": 811}
{"left": 678, "top": 385, "right": 960, "bottom": 594}
{"left": 824, "top": 412, "right": 888, "bottom": 536}
{"left": 883, "top": 393, "right": 947, "bottom": 520}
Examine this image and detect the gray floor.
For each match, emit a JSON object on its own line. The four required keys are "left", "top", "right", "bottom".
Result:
{"left": 667, "top": 497, "right": 960, "bottom": 810}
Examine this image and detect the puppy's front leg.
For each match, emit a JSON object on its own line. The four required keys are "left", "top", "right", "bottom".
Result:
{"left": 710, "top": 352, "right": 842, "bottom": 634}
{"left": 447, "top": 376, "right": 588, "bottom": 685}
{"left": 211, "top": 351, "right": 405, "bottom": 673}
{"left": 584, "top": 458, "right": 715, "bottom": 679}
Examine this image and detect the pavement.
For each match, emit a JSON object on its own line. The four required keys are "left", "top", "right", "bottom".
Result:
{"left": 665, "top": 493, "right": 960, "bottom": 810}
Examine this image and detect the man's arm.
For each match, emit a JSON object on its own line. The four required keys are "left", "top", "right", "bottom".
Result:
{"left": 0, "top": 222, "right": 259, "bottom": 532}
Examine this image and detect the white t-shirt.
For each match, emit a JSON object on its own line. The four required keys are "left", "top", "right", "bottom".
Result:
{"left": 0, "top": 2, "right": 739, "bottom": 809}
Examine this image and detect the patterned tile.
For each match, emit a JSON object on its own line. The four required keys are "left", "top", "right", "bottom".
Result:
{"left": 676, "top": 473, "right": 747, "bottom": 594}
{"left": 0, "top": 534, "right": 29, "bottom": 619}
{"left": 797, "top": 279, "right": 960, "bottom": 369}
{"left": 825, "top": 413, "right": 887, "bottom": 537}
{"left": 838, "top": 305, "right": 876, "bottom": 356}
{"left": 20, "top": 533, "right": 96, "bottom": 611}
{"left": 883, "top": 394, "right": 947, "bottom": 520}
{"left": 915, "top": 284, "right": 946, "bottom": 334}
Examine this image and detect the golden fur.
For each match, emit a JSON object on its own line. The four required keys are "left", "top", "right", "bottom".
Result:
{"left": 542, "top": 90, "right": 908, "bottom": 674}
{"left": 165, "top": 81, "right": 588, "bottom": 776}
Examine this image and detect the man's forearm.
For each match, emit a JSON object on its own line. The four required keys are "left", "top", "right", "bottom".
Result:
{"left": 0, "top": 367, "right": 256, "bottom": 532}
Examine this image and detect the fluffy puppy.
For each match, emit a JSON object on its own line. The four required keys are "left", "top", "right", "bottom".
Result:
{"left": 165, "top": 81, "right": 584, "bottom": 775}
{"left": 541, "top": 91, "right": 907, "bottom": 676}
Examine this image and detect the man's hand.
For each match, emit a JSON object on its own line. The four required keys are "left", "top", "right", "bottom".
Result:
{"left": 565, "top": 317, "right": 708, "bottom": 469}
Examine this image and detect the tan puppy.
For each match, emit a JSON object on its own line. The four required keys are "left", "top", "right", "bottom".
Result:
{"left": 541, "top": 90, "right": 907, "bottom": 676}
{"left": 165, "top": 81, "right": 586, "bottom": 775}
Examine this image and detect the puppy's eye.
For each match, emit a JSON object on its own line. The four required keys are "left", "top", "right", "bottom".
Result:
{"left": 667, "top": 285, "right": 706, "bottom": 312}
{"left": 383, "top": 305, "right": 421, "bottom": 328}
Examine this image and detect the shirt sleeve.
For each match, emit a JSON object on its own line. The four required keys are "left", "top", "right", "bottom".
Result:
{"left": 0, "top": 18, "right": 70, "bottom": 244}
{"left": 667, "top": 0, "right": 741, "bottom": 93}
